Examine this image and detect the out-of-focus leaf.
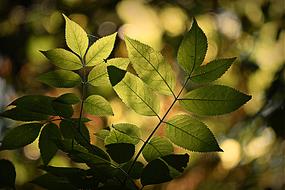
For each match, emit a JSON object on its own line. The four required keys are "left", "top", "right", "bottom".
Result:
{"left": 88, "top": 62, "right": 109, "bottom": 87}
{"left": 142, "top": 136, "right": 173, "bottom": 162}
{"left": 86, "top": 33, "right": 117, "bottom": 66}
{"left": 38, "top": 70, "right": 81, "bottom": 88}
{"left": 0, "top": 107, "right": 49, "bottom": 121}
{"left": 0, "top": 160, "right": 16, "bottom": 189}
{"left": 63, "top": 14, "right": 88, "bottom": 58}
{"left": 177, "top": 18, "right": 207, "bottom": 74}
{"left": 179, "top": 85, "right": 251, "bottom": 115}
{"left": 105, "top": 143, "right": 135, "bottom": 164}
{"left": 41, "top": 48, "right": 82, "bottom": 70}
{"left": 95, "top": 129, "right": 110, "bottom": 141}
{"left": 39, "top": 123, "right": 61, "bottom": 165}
{"left": 191, "top": 58, "right": 236, "bottom": 83}
{"left": 166, "top": 115, "right": 222, "bottom": 152}
{"left": 83, "top": 95, "right": 113, "bottom": 116}
{"left": 1, "top": 123, "right": 42, "bottom": 150}
{"left": 125, "top": 36, "right": 175, "bottom": 95}
{"left": 113, "top": 72, "right": 160, "bottom": 116}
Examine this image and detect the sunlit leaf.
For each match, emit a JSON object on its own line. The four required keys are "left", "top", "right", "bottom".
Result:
{"left": 39, "top": 123, "right": 61, "bottom": 165}
{"left": 0, "top": 107, "right": 49, "bottom": 121}
{"left": 63, "top": 14, "right": 88, "bottom": 58}
{"left": 105, "top": 143, "right": 135, "bottom": 164}
{"left": 55, "top": 93, "right": 80, "bottom": 105}
{"left": 177, "top": 18, "right": 207, "bottom": 74}
{"left": 125, "top": 36, "right": 175, "bottom": 95}
{"left": 41, "top": 48, "right": 82, "bottom": 70}
{"left": 141, "top": 159, "right": 172, "bottom": 186}
{"left": 38, "top": 70, "right": 81, "bottom": 88}
{"left": 95, "top": 129, "right": 110, "bottom": 141}
{"left": 142, "top": 136, "right": 173, "bottom": 162}
{"left": 113, "top": 72, "right": 160, "bottom": 116}
{"left": 83, "top": 95, "right": 113, "bottom": 116}
{"left": 166, "top": 115, "right": 222, "bottom": 152}
{"left": 0, "top": 123, "right": 42, "bottom": 150}
{"left": 86, "top": 33, "right": 117, "bottom": 66}
{"left": 88, "top": 62, "right": 109, "bottom": 87}
{"left": 107, "top": 58, "right": 130, "bottom": 70}
{"left": 191, "top": 58, "right": 236, "bottom": 83}
{"left": 179, "top": 85, "right": 252, "bottom": 115}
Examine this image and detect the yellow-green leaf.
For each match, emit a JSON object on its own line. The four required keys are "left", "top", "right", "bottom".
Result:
{"left": 83, "top": 95, "right": 113, "bottom": 116}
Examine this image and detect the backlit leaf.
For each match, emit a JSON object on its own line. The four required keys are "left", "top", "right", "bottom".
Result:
{"left": 191, "top": 58, "right": 236, "bottom": 83}
{"left": 107, "top": 58, "right": 130, "bottom": 70}
{"left": 86, "top": 33, "right": 117, "bottom": 66}
{"left": 38, "top": 70, "right": 81, "bottom": 88}
{"left": 125, "top": 36, "right": 175, "bottom": 95}
{"left": 41, "top": 48, "right": 82, "bottom": 70}
{"left": 113, "top": 72, "right": 160, "bottom": 116}
{"left": 63, "top": 14, "right": 88, "bottom": 58}
{"left": 166, "top": 115, "right": 222, "bottom": 152}
{"left": 88, "top": 62, "right": 109, "bottom": 87}
{"left": 142, "top": 136, "right": 173, "bottom": 162}
{"left": 179, "top": 85, "right": 251, "bottom": 115}
{"left": 83, "top": 95, "right": 113, "bottom": 116}
{"left": 177, "top": 18, "right": 207, "bottom": 74}
{"left": 1, "top": 123, "right": 42, "bottom": 150}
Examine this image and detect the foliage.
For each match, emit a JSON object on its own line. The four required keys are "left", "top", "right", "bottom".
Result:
{"left": 0, "top": 14, "right": 251, "bottom": 190}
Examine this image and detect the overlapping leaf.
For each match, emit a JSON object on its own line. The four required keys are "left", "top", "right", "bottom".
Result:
{"left": 107, "top": 58, "right": 130, "bottom": 70}
{"left": 83, "top": 95, "right": 113, "bottom": 116}
{"left": 88, "top": 62, "right": 109, "bottom": 87}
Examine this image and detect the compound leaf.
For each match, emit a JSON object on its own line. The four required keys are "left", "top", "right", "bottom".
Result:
{"left": 83, "top": 95, "right": 113, "bottom": 116}
{"left": 1, "top": 123, "right": 42, "bottom": 150}
{"left": 38, "top": 70, "right": 81, "bottom": 88}
{"left": 41, "top": 48, "right": 82, "bottom": 70}
{"left": 142, "top": 136, "right": 173, "bottom": 162}
{"left": 63, "top": 14, "right": 88, "bottom": 58}
{"left": 113, "top": 72, "right": 160, "bottom": 116}
{"left": 125, "top": 36, "right": 175, "bottom": 95}
{"left": 166, "top": 115, "right": 222, "bottom": 152}
{"left": 88, "top": 62, "right": 109, "bottom": 87}
{"left": 191, "top": 58, "right": 236, "bottom": 83}
{"left": 179, "top": 85, "right": 252, "bottom": 115}
{"left": 177, "top": 18, "right": 207, "bottom": 74}
{"left": 86, "top": 33, "right": 117, "bottom": 66}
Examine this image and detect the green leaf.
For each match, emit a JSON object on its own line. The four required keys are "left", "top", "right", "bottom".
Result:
{"left": 88, "top": 62, "right": 109, "bottom": 87}
{"left": 105, "top": 123, "right": 141, "bottom": 145}
{"left": 122, "top": 161, "right": 144, "bottom": 179}
{"left": 38, "top": 70, "right": 81, "bottom": 88}
{"left": 177, "top": 18, "right": 207, "bottom": 74}
{"left": 0, "top": 123, "right": 42, "bottom": 150}
{"left": 113, "top": 72, "right": 160, "bottom": 116}
{"left": 179, "top": 85, "right": 252, "bottom": 115}
{"left": 83, "top": 95, "right": 113, "bottom": 116}
{"left": 107, "top": 58, "right": 130, "bottom": 70}
{"left": 41, "top": 48, "right": 82, "bottom": 70}
{"left": 55, "top": 93, "right": 80, "bottom": 104}
{"left": 105, "top": 143, "right": 135, "bottom": 164}
{"left": 86, "top": 33, "right": 117, "bottom": 66}
{"left": 63, "top": 14, "right": 88, "bottom": 58}
{"left": 142, "top": 136, "right": 173, "bottom": 162}
{"left": 166, "top": 115, "right": 222, "bottom": 152}
{"left": 107, "top": 65, "right": 126, "bottom": 86}
{"left": 125, "top": 36, "right": 175, "bottom": 95}
{"left": 141, "top": 159, "right": 172, "bottom": 186}
{"left": 0, "top": 159, "right": 16, "bottom": 189}
{"left": 191, "top": 58, "right": 236, "bottom": 83}
{"left": 95, "top": 129, "right": 110, "bottom": 141}
{"left": 161, "top": 154, "right": 189, "bottom": 173}
{"left": 0, "top": 107, "right": 49, "bottom": 121}
{"left": 39, "top": 123, "right": 61, "bottom": 165}
{"left": 52, "top": 102, "right": 73, "bottom": 118}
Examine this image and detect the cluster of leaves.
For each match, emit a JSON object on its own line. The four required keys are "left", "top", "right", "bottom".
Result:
{"left": 0, "top": 14, "right": 251, "bottom": 190}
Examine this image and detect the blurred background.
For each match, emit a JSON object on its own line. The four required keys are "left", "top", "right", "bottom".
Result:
{"left": 0, "top": 0, "right": 284, "bottom": 189}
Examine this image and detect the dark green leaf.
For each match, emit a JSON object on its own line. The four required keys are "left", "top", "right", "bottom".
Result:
{"left": 1, "top": 123, "right": 42, "bottom": 150}
{"left": 52, "top": 102, "right": 73, "bottom": 118}
{"left": 122, "top": 161, "right": 144, "bottom": 179}
{"left": 107, "top": 65, "right": 126, "bottom": 86}
{"left": 177, "top": 18, "right": 207, "bottom": 74}
{"left": 179, "top": 85, "right": 252, "bottom": 115}
{"left": 39, "top": 166, "right": 84, "bottom": 178}
{"left": 0, "top": 107, "right": 49, "bottom": 121}
{"left": 83, "top": 95, "right": 113, "bottom": 116}
{"left": 0, "top": 159, "right": 16, "bottom": 189}
{"left": 54, "top": 93, "right": 80, "bottom": 104}
{"left": 142, "top": 136, "right": 173, "bottom": 162}
{"left": 166, "top": 115, "right": 222, "bottom": 152}
{"left": 161, "top": 154, "right": 189, "bottom": 172}
{"left": 39, "top": 123, "right": 61, "bottom": 165}
{"left": 105, "top": 143, "right": 135, "bottom": 164}
{"left": 191, "top": 58, "right": 236, "bottom": 83}
{"left": 38, "top": 70, "right": 81, "bottom": 88}
{"left": 41, "top": 48, "right": 82, "bottom": 70}
{"left": 141, "top": 159, "right": 172, "bottom": 186}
